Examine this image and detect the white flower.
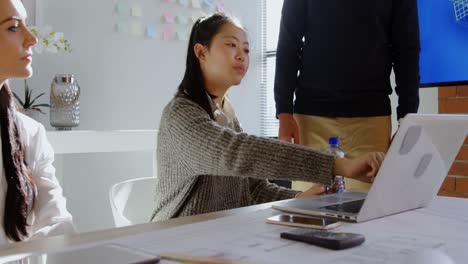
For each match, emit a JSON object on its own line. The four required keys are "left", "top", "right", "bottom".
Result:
{"left": 52, "top": 32, "right": 63, "bottom": 41}
{"left": 29, "top": 25, "right": 71, "bottom": 54}
{"left": 46, "top": 45, "right": 58, "bottom": 53}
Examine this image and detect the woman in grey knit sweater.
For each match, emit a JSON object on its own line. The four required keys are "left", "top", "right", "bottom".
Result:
{"left": 151, "top": 14, "right": 385, "bottom": 221}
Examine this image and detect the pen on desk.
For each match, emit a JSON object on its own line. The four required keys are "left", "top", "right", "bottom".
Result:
{"left": 159, "top": 253, "right": 255, "bottom": 264}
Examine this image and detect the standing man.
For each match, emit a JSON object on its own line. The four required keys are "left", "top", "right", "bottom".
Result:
{"left": 274, "top": 0, "right": 420, "bottom": 191}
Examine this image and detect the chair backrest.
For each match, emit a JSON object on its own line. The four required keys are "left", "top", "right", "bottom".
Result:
{"left": 109, "top": 177, "right": 157, "bottom": 227}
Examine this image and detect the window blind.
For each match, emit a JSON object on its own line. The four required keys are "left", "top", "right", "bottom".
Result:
{"left": 259, "top": 0, "right": 284, "bottom": 137}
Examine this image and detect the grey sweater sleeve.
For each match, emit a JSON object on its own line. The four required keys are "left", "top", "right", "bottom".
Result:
{"left": 249, "top": 178, "right": 299, "bottom": 204}
{"left": 165, "top": 98, "right": 334, "bottom": 185}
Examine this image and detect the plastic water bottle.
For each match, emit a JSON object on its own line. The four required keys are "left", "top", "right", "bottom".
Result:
{"left": 324, "top": 137, "right": 345, "bottom": 194}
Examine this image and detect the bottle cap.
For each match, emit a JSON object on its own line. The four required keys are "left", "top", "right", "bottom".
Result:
{"left": 329, "top": 136, "right": 339, "bottom": 145}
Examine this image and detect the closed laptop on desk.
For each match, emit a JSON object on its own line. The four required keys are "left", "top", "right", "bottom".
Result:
{"left": 273, "top": 114, "right": 468, "bottom": 222}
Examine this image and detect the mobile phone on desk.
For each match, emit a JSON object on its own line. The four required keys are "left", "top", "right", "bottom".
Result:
{"left": 280, "top": 228, "right": 365, "bottom": 250}
{"left": 267, "top": 214, "right": 341, "bottom": 230}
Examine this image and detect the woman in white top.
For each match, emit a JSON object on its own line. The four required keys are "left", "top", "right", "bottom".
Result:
{"left": 0, "top": 0, "right": 74, "bottom": 244}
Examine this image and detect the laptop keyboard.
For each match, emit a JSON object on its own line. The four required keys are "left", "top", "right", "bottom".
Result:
{"left": 321, "top": 199, "right": 365, "bottom": 214}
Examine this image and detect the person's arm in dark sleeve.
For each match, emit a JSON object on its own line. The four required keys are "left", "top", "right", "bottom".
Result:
{"left": 274, "top": 0, "right": 307, "bottom": 116}
{"left": 392, "top": 0, "right": 421, "bottom": 120}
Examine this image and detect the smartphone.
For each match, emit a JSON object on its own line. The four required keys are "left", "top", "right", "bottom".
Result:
{"left": 280, "top": 228, "right": 365, "bottom": 250}
{"left": 267, "top": 214, "right": 341, "bottom": 230}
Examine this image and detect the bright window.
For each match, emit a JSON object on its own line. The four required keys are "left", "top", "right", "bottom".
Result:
{"left": 260, "top": 0, "right": 284, "bottom": 137}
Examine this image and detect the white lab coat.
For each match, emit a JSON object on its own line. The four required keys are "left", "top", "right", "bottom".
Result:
{"left": 0, "top": 112, "right": 75, "bottom": 246}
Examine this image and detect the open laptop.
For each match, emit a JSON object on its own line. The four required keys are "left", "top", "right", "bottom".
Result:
{"left": 273, "top": 114, "right": 468, "bottom": 223}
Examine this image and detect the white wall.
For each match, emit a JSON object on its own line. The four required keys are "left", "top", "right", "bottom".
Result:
{"left": 12, "top": 0, "right": 262, "bottom": 132}
{"left": 389, "top": 72, "right": 438, "bottom": 134}
{"left": 9, "top": 0, "right": 262, "bottom": 232}
{"left": 391, "top": 87, "right": 438, "bottom": 134}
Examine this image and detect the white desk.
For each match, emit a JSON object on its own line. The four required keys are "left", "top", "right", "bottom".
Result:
{"left": 46, "top": 130, "right": 158, "bottom": 181}
{"left": 0, "top": 196, "right": 467, "bottom": 263}
{"left": 46, "top": 130, "right": 158, "bottom": 154}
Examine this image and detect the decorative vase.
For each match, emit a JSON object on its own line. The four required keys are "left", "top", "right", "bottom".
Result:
{"left": 49, "top": 74, "right": 80, "bottom": 130}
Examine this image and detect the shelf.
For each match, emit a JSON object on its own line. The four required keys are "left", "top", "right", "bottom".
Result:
{"left": 46, "top": 130, "right": 158, "bottom": 154}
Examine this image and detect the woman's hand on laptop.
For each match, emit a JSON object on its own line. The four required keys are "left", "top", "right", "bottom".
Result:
{"left": 334, "top": 152, "right": 386, "bottom": 183}
{"left": 295, "top": 184, "right": 325, "bottom": 198}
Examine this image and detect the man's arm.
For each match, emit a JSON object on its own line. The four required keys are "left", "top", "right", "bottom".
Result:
{"left": 392, "top": 0, "right": 421, "bottom": 120}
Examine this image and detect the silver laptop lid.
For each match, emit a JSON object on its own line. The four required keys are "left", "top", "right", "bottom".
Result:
{"left": 357, "top": 114, "right": 468, "bottom": 222}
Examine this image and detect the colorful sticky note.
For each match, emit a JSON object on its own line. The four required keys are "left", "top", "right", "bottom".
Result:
{"left": 202, "top": 0, "right": 215, "bottom": 10}
{"left": 176, "top": 29, "right": 189, "bottom": 41}
{"left": 163, "top": 11, "right": 175, "bottom": 24}
{"left": 216, "top": 2, "right": 225, "bottom": 13}
{"left": 131, "top": 5, "right": 143, "bottom": 17}
{"left": 163, "top": 27, "right": 175, "bottom": 41}
{"left": 146, "top": 24, "right": 158, "bottom": 39}
{"left": 116, "top": 21, "right": 128, "bottom": 33}
{"left": 176, "top": 14, "right": 189, "bottom": 24}
{"left": 179, "top": 0, "right": 190, "bottom": 7}
{"left": 191, "top": 0, "right": 201, "bottom": 9}
{"left": 130, "top": 21, "right": 144, "bottom": 36}
{"left": 116, "top": 1, "right": 129, "bottom": 16}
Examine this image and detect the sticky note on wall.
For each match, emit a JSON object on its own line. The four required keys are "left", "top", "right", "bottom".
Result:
{"left": 131, "top": 5, "right": 143, "bottom": 17}
{"left": 116, "top": 21, "right": 128, "bottom": 33}
{"left": 116, "top": 1, "right": 129, "bottom": 16}
{"left": 163, "top": 27, "right": 175, "bottom": 41}
{"left": 176, "top": 14, "right": 189, "bottom": 24}
{"left": 176, "top": 29, "right": 189, "bottom": 41}
{"left": 191, "top": 0, "right": 201, "bottom": 9}
{"left": 202, "top": 0, "right": 215, "bottom": 10}
{"left": 163, "top": 11, "right": 175, "bottom": 24}
{"left": 130, "top": 21, "right": 144, "bottom": 36}
{"left": 146, "top": 24, "right": 158, "bottom": 39}
{"left": 179, "top": 0, "right": 190, "bottom": 7}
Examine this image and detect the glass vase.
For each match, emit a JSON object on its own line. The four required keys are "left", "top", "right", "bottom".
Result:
{"left": 49, "top": 74, "right": 80, "bottom": 130}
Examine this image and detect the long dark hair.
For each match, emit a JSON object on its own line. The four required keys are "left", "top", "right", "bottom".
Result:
{"left": 0, "top": 83, "right": 36, "bottom": 241}
{"left": 177, "top": 14, "right": 239, "bottom": 120}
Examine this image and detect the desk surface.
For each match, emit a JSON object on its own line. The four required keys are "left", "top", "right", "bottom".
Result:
{"left": 1, "top": 197, "right": 467, "bottom": 263}
{"left": 0, "top": 201, "right": 273, "bottom": 258}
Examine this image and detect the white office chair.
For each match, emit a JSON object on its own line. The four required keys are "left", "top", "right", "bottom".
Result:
{"left": 109, "top": 177, "right": 157, "bottom": 227}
